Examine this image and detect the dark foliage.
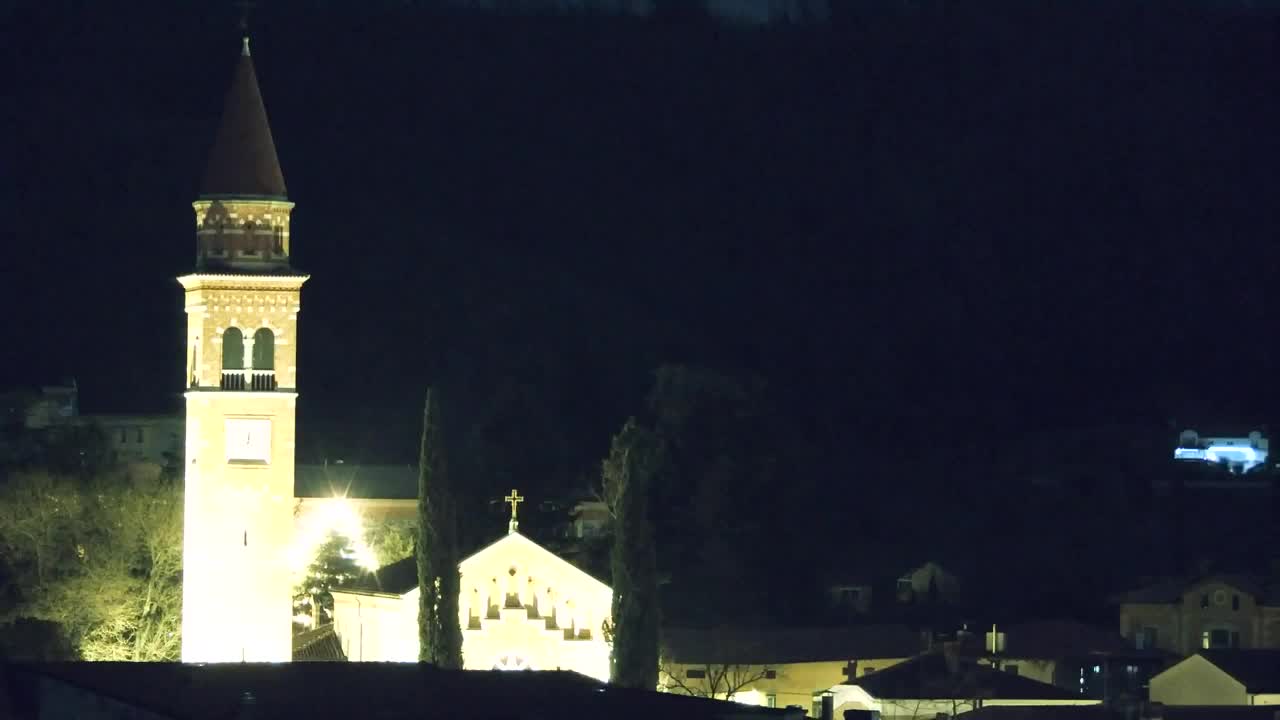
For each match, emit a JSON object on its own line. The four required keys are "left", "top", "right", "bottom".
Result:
{"left": 417, "top": 388, "right": 464, "bottom": 668}
{"left": 605, "top": 418, "right": 661, "bottom": 690}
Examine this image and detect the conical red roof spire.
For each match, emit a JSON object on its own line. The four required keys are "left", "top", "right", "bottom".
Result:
{"left": 200, "top": 36, "right": 287, "bottom": 199}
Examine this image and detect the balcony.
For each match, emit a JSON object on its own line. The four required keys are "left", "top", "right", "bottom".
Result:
{"left": 221, "top": 369, "right": 277, "bottom": 391}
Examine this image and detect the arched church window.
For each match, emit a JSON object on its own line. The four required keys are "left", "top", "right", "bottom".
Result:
{"left": 221, "top": 328, "right": 244, "bottom": 390}
{"left": 252, "top": 328, "right": 275, "bottom": 370}
{"left": 251, "top": 328, "right": 276, "bottom": 391}
{"left": 222, "top": 328, "right": 244, "bottom": 370}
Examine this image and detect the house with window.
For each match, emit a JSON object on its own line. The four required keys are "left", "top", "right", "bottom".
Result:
{"left": 970, "top": 620, "right": 1169, "bottom": 703}
{"left": 827, "top": 648, "right": 1101, "bottom": 719}
{"left": 824, "top": 558, "right": 966, "bottom": 622}
{"left": 1149, "top": 649, "right": 1280, "bottom": 706}
{"left": 1115, "top": 575, "right": 1280, "bottom": 655}
{"left": 659, "top": 624, "right": 927, "bottom": 711}
{"left": 82, "top": 413, "right": 183, "bottom": 467}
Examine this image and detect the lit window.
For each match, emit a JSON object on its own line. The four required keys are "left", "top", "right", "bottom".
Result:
{"left": 1202, "top": 628, "right": 1239, "bottom": 649}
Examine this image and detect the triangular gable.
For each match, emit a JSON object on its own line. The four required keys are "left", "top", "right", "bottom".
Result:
{"left": 1151, "top": 654, "right": 1246, "bottom": 696}
{"left": 461, "top": 532, "right": 611, "bottom": 595}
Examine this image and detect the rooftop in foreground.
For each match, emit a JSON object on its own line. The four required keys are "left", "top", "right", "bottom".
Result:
{"left": 4, "top": 662, "right": 801, "bottom": 720}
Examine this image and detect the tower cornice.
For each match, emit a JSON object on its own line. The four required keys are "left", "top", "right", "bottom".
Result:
{"left": 178, "top": 274, "right": 310, "bottom": 291}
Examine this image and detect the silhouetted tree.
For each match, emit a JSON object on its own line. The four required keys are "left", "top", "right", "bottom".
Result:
{"left": 294, "top": 531, "right": 361, "bottom": 627}
{"left": 417, "top": 388, "right": 463, "bottom": 668}
{"left": 605, "top": 417, "right": 661, "bottom": 690}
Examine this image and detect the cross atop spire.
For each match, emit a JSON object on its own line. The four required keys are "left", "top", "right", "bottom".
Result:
{"left": 236, "top": 0, "right": 254, "bottom": 56}
{"left": 200, "top": 31, "right": 286, "bottom": 199}
{"left": 504, "top": 489, "right": 525, "bottom": 534}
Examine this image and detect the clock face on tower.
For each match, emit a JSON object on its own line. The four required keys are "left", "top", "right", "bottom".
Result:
{"left": 225, "top": 418, "right": 272, "bottom": 463}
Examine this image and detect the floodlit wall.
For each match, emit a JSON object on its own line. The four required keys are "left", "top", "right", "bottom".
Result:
{"left": 661, "top": 658, "right": 911, "bottom": 710}
{"left": 331, "top": 533, "right": 613, "bottom": 681}
{"left": 1150, "top": 654, "right": 1247, "bottom": 705}
{"left": 179, "top": 274, "right": 306, "bottom": 663}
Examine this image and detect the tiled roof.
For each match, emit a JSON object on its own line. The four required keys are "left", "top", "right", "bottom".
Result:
{"left": 4, "top": 663, "right": 801, "bottom": 720}
{"left": 200, "top": 42, "right": 287, "bottom": 199}
{"left": 662, "top": 625, "right": 926, "bottom": 665}
{"left": 847, "top": 652, "right": 1081, "bottom": 700}
{"left": 1198, "top": 649, "right": 1280, "bottom": 693}
{"left": 979, "top": 620, "right": 1130, "bottom": 658}
{"left": 295, "top": 463, "right": 418, "bottom": 500}
{"left": 1113, "top": 574, "right": 1277, "bottom": 605}
{"left": 292, "top": 625, "right": 346, "bottom": 662}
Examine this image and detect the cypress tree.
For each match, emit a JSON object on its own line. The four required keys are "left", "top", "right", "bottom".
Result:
{"left": 416, "top": 387, "right": 464, "bottom": 668}
{"left": 604, "top": 418, "right": 661, "bottom": 689}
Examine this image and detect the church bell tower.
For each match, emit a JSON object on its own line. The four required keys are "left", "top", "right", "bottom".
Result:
{"left": 179, "top": 36, "right": 307, "bottom": 663}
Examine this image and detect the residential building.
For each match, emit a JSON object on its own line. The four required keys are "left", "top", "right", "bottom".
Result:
{"left": 1116, "top": 576, "right": 1280, "bottom": 655}
{"left": 82, "top": 414, "right": 183, "bottom": 468}
{"left": 827, "top": 649, "right": 1101, "bottom": 719}
{"left": 1149, "top": 649, "right": 1280, "bottom": 706}
{"left": 973, "top": 620, "right": 1169, "bottom": 702}
{"left": 825, "top": 559, "right": 966, "bottom": 622}
{"left": 1173, "top": 429, "right": 1270, "bottom": 476}
{"left": 659, "top": 624, "right": 927, "bottom": 710}
{"left": 569, "top": 499, "right": 609, "bottom": 539}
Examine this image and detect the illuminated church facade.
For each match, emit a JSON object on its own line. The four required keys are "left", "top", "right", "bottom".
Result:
{"left": 179, "top": 39, "right": 613, "bottom": 673}
{"left": 330, "top": 515, "right": 614, "bottom": 680}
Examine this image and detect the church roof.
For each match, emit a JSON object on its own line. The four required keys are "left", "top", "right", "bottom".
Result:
{"left": 335, "top": 532, "right": 612, "bottom": 597}
{"left": 200, "top": 38, "right": 287, "bottom": 199}
{"left": 460, "top": 531, "right": 612, "bottom": 594}
{"left": 295, "top": 463, "right": 418, "bottom": 500}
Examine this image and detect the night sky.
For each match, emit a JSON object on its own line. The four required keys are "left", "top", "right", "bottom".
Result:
{"left": 4, "top": 2, "right": 1279, "bottom": 608}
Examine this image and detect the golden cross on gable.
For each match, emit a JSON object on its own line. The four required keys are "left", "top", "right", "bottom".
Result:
{"left": 504, "top": 489, "right": 525, "bottom": 520}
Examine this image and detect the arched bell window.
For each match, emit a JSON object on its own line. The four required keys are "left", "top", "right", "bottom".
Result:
{"left": 222, "top": 328, "right": 244, "bottom": 370}
{"left": 221, "top": 328, "right": 245, "bottom": 390}
{"left": 252, "top": 328, "right": 274, "bottom": 370}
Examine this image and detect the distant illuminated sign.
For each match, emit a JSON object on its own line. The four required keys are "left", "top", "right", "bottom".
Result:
{"left": 1174, "top": 437, "right": 1268, "bottom": 474}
